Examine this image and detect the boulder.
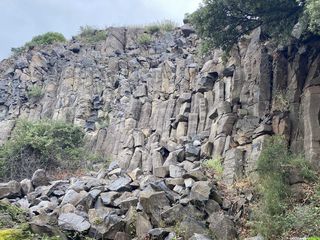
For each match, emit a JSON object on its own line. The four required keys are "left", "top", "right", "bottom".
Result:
{"left": 139, "top": 191, "right": 170, "bottom": 225}
{"left": 190, "top": 181, "right": 212, "bottom": 202}
{"left": 100, "top": 191, "right": 121, "bottom": 206}
{"left": 108, "top": 176, "right": 132, "bottom": 191}
{"left": 189, "top": 233, "right": 212, "bottom": 240}
{"left": 148, "top": 228, "right": 170, "bottom": 240}
{"left": 32, "top": 169, "right": 50, "bottom": 188}
{"left": 169, "top": 165, "right": 186, "bottom": 178}
{"left": 20, "top": 179, "right": 34, "bottom": 195}
{"left": 180, "top": 24, "right": 195, "bottom": 37}
{"left": 0, "top": 181, "right": 21, "bottom": 199}
{"left": 207, "top": 213, "right": 237, "bottom": 240}
{"left": 58, "top": 213, "right": 90, "bottom": 232}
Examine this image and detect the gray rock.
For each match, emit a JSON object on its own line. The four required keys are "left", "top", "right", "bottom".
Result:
{"left": 0, "top": 180, "right": 21, "bottom": 199}
{"left": 180, "top": 217, "right": 208, "bottom": 239}
{"left": 100, "top": 191, "right": 121, "bottom": 206}
{"left": 139, "top": 191, "right": 170, "bottom": 225}
{"left": 20, "top": 179, "right": 34, "bottom": 195}
{"left": 189, "top": 233, "right": 212, "bottom": 240}
{"left": 108, "top": 176, "right": 132, "bottom": 191}
{"left": 154, "top": 166, "right": 169, "bottom": 178}
{"left": 61, "top": 189, "right": 89, "bottom": 206}
{"left": 180, "top": 24, "right": 195, "bottom": 37}
{"left": 169, "top": 165, "right": 186, "bottom": 178}
{"left": 58, "top": 213, "right": 90, "bottom": 232}
{"left": 32, "top": 169, "right": 50, "bottom": 188}
{"left": 148, "top": 228, "right": 170, "bottom": 240}
{"left": 190, "top": 181, "right": 212, "bottom": 202}
{"left": 207, "top": 213, "right": 237, "bottom": 240}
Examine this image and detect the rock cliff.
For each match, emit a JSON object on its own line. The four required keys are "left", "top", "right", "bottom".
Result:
{"left": 0, "top": 26, "right": 319, "bottom": 180}
{"left": 0, "top": 25, "right": 320, "bottom": 239}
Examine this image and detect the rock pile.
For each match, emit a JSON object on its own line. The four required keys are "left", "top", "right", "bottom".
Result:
{"left": 0, "top": 167, "right": 238, "bottom": 239}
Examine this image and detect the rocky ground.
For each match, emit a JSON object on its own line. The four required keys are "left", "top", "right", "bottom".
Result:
{"left": 0, "top": 165, "right": 244, "bottom": 240}
{"left": 0, "top": 22, "right": 320, "bottom": 239}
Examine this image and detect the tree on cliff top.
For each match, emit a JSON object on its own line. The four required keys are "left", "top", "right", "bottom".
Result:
{"left": 190, "top": 0, "right": 320, "bottom": 51}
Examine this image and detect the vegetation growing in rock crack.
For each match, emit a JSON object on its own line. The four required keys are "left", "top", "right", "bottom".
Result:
{"left": 11, "top": 32, "right": 66, "bottom": 54}
{"left": 0, "top": 200, "right": 61, "bottom": 240}
{"left": 0, "top": 120, "right": 100, "bottom": 181}
{"left": 190, "top": 0, "right": 320, "bottom": 52}
{"left": 272, "top": 89, "right": 290, "bottom": 112}
{"left": 27, "top": 85, "right": 43, "bottom": 101}
{"left": 137, "top": 33, "right": 153, "bottom": 45}
{"left": 145, "top": 20, "right": 177, "bottom": 34}
{"left": 77, "top": 25, "right": 107, "bottom": 43}
{"left": 202, "top": 156, "right": 224, "bottom": 180}
{"left": 251, "top": 135, "right": 320, "bottom": 239}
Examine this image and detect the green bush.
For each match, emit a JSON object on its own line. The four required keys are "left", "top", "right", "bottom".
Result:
{"left": 11, "top": 32, "right": 66, "bottom": 54}
{"left": 0, "top": 120, "right": 86, "bottom": 180}
{"left": 272, "top": 90, "right": 290, "bottom": 112}
{"left": 190, "top": 0, "right": 320, "bottom": 51}
{"left": 137, "top": 33, "right": 153, "bottom": 45}
{"left": 203, "top": 157, "right": 223, "bottom": 180}
{"left": 306, "top": 0, "right": 320, "bottom": 35}
{"left": 27, "top": 85, "right": 43, "bottom": 100}
{"left": 145, "top": 20, "right": 177, "bottom": 34}
{"left": 252, "top": 135, "right": 319, "bottom": 239}
{"left": 78, "top": 25, "right": 107, "bottom": 43}
{"left": 159, "top": 20, "right": 177, "bottom": 32}
{"left": 146, "top": 24, "right": 161, "bottom": 34}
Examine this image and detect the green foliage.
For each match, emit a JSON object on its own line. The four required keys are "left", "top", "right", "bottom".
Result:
{"left": 190, "top": 0, "right": 320, "bottom": 51}
{"left": 0, "top": 120, "right": 86, "bottom": 180}
{"left": 306, "top": 0, "right": 320, "bottom": 35}
{"left": 137, "top": 33, "right": 153, "bottom": 45}
{"left": 252, "top": 135, "right": 319, "bottom": 239}
{"left": 27, "top": 85, "right": 43, "bottom": 100}
{"left": 11, "top": 32, "right": 66, "bottom": 54}
{"left": 0, "top": 201, "right": 27, "bottom": 229}
{"left": 146, "top": 24, "right": 161, "bottom": 34}
{"left": 78, "top": 25, "right": 107, "bottom": 43}
{"left": 158, "top": 20, "right": 177, "bottom": 32}
{"left": 272, "top": 89, "right": 290, "bottom": 112}
{"left": 203, "top": 156, "right": 223, "bottom": 179}
{"left": 145, "top": 20, "right": 177, "bottom": 34}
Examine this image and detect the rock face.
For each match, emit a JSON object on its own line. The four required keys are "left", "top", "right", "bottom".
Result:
{"left": 0, "top": 167, "right": 236, "bottom": 239}
{"left": 0, "top": 25, "right": 319, "bottom": 239}
{"left": 0, "top": 26, "right": 318, "bottom": 186}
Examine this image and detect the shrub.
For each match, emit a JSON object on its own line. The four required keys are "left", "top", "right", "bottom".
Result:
{"left": 190, "top": 0, "right": 320, "bottom": 51}
{"left": 272, "top": 89, "right": 290, "bottom": 112}
{"left": 252, "top": 135, "right": 319, "bottom": 239}
{"left": 159, "top": 20, "right": 177, "bottom": 32}
{"left": 0, "top": 120, "right": 86, "bottom": 181}
{"left": 11, "top": 32, "right": 66, "bottom": 54}
{"left": 137, "top": 33, "right": 153, "bottom": 45}
{"left": 78, "top": 25, "right": 107, "bottom": 43}
{"left": 27, "top": 85, "right": 43, "bottom": 100}
{"left": 145, "top": 20, "right": 177, "bottom": 34}
{"left": 203, "top": 156, "right": 223, "bottom": 179}
{"left": 146, "top": 24, "right": 161, "bottom": 34}
{"left": 306, "top": 0, "right": 320, "bottom": 35}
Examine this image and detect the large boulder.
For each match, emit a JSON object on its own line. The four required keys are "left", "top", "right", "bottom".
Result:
{"left": 207, "top": 213, "right": 237, "bottom": 240}
{"left": 58, "top": 213, "right": 90, "bottom": 232}
{"left": 0, "top": 181, "right": 21, "bottom": 199}
{"left": 139, "top": 191, "right": 170, "bottom": 225}
{"left": 32, "top": 169, "right": 50, "bottom": 188}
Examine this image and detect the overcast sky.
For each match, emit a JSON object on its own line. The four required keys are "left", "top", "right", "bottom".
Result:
{"left": 0, "top": 0, "right": 202, "bottom": 60}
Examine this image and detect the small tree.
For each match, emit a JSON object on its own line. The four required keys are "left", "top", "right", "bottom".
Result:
{"left": 0, "top": 120, "right": 85, "bottom": 180}
{"left": 11, "top": 32, "right": 66, "bottom": 54}
{"left": 190, "top": 0, "right": 319, "bottom": 51}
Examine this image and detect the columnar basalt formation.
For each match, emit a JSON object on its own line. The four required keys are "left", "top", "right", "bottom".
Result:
{"left": 0, "top": 26, "right": 320, "bottom": 183}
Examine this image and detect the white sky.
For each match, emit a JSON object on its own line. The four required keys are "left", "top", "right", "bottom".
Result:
{"left": 0, "top": 0, "right": 202, "bottom": 60}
